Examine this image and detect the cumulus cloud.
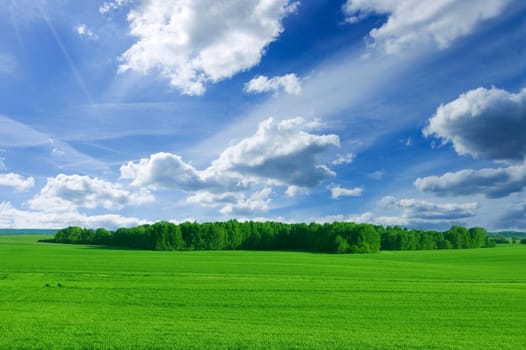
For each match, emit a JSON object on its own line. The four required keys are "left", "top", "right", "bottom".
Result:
{"left": 121, "top": 152, "right": 212, "bottom": 191}
{"left": 244, "top": 73, "right": 301, "bottom": 95}
{"left": 29, "top": 174, "right": 153, "bottom": 212}
{"left": 75, "top": 24, "right": 98, "bottom": 40}
{"left": 0, "top": 201, "right": 147, "bottom": 229}
{"left": 329, "top": 184, "right": 363, "bottom": 199}
{"left": 118, "top": 0, "right": 299, "bottom": 95}
{"left": 332, "top": 153, "right": 355, "bottom": 165}
{"left": 210, "top": 117, "right": 339, "bottom": 187}
{"left": 121, "top": 117, "right": 337, "bottom": 215}
{"left": 417, "top": 87, "right": 526, "bottom": 201}
{"left": 343, "top": 0, "right": 509, "bottom": 54}
{"left": 0, "top": 173, "right": 35, "bottom": 191}
{"left": 415, "top": 164, "right": 526, "bottom": 198}
{"left": 123, "top": 117, "right": 339, "bottom": 192}
{"left": 424, "top": 87, "right": 526, "bottom": 164}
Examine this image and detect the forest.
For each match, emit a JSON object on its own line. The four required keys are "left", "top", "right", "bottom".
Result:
{"left": 51, "top": 221, "right": 496, "bottom": 253}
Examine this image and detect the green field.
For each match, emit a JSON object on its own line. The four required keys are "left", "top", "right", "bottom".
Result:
{"left": 1, "top": 235, "right": 525, "bottom": 349}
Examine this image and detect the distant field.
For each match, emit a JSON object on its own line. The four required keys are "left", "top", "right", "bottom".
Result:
{"left": 0, "top": 235, "right": 525, "bottom": 349}
{"left": 0, "top": 229, "right": 57, "bottom": 235}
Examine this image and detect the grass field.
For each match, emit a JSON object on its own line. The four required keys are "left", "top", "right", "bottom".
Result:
{"left": 0, "top": 235, "right": 525, "bottom": 349}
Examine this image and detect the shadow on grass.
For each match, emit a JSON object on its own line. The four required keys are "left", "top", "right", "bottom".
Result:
{"left": 36, "top": 240, "right": 335, "bottom": 254}
{"left": 38, "top": 239, "right": 145, "bottom": 251}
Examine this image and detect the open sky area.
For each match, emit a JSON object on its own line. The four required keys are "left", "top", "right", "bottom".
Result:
{"left": 0, "top": 0, "right": 525, "bottom": 230}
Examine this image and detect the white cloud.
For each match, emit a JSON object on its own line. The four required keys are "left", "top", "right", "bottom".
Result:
{"left": 415, "top": 164, "right": 526, "bottom": 199}
{"left": 285, "top": 185, "right": 309, "bottom": 197}
{"left": 0, "top": 173, "right": 35, "bottom": 191}
{"left": 417, "top": 87, "right": 526, "bottom": 201}
{"left": 121, "top": 152, "right": 212, "bottom": 191}
{"left": 220, "top": 188, "right": 272, "bottom": 216}
{"left": 332, "top": 152, "right": 355, "bottom": 165}
{"left": 381, "top": 196, "right": 478, "bottom": 220}
{"left": 329, "top": 184, "right": 363, "bottom": 199}
{"left": 209, "top": 117, "right": 339, "bottom": 187}
{"left": 118, "top": 0, "right": 299, "bottom": 95}
{"left": 123, "top": 117, "right": 339, "bottom": 192}
{"left": 121, "top": 117, "right": 337, "bottom": 215}
{"left": 343, "top": 0, "right": 509, "bottom": 54}
{"left": 186, "top": 187, "right": 272, "bottom": 216}
{"left": 75, "top": 24, "right": 98, "bottom": 40}
{"left": 244, "top": 73, "right": 302, "bottom": 95}
{"left": 424, "top": 86, "right": 526, "bottom": 164}
{"left": 99, "top": 0, "right": 131, "bottom": 14}
{"left": 186, "top": 191, "right": 240, "bottom": 207}
{"left": 0, "top": 201, "right": 148, "bottom": 229}
{"left": 29, "top": 174, "right": 153, "bottom": 212}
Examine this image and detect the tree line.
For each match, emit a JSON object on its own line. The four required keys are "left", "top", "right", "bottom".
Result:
{"left": 51, "top": 220, "right": 496, "bottom": 253}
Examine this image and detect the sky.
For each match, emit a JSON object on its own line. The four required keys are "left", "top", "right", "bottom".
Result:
{"left": 0, "top": 0, "right": 525, "bottom": 231}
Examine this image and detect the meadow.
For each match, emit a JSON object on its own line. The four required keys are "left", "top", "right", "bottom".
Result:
{"left": 0, "top": 235, "right": 524, "bottom": 349}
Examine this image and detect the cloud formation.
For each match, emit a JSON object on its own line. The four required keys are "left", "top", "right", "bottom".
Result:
{"left": 417, "top": 86, "right": 526, "bottom": 204}
{"left": 343, "top": 0, "right": 509, "bottom": 54}
{"left": 332, "top": 153, "right": 355, "bottom": 166}
{"left": 75, "top": 24, "right": 98, "bottom": 40}
{"left": 424, "top": 87, "right": 526, "bottom": 164}
{"left": 348, "top": 196, "right": 478, "bottom": 229}
{"left": 210, "top": 117, "right": 339, "bottom": 187}
{"left": 244, "top": 74, "right": 301, "bottom": 95}
{"left": 121, "top": 152, "right": 212, "bottom": 191}
{"left": 121, "top": 117, "right": 338, "bottom": 215}
{"left": 0, "top": 173, "right": 35, "bottom": 191}
{"left": 186, "top": 188, "right": 272, "bottom": 216}
{"left": 29, "top": 174, "right": 153, "bottom": 212}
{"left": 329, "top": 184, "right": 363, "bottom": 199}
{"left": 381, "top": 196, "right": 478, "bottom": 220}
{"left": 118, "top": 0, "right": 299, "bottom": 95}
{"left": 415, "top": 164, "right": 526, "bottom": 198}
{"left": 0, "top": 201, "right": 147, "bottom": 229}
{"left": 497, "top": 202, "right": 526, "bottom": 230}
{"left": 123, "top": 117, "right": 339, "bottom": 191}
{"left": 99, "top": 0, "right": 131, "bottom": 14}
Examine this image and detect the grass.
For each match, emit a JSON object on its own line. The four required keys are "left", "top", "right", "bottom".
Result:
{"left": 1, "top": 235, "right": 525, "bottom": 349}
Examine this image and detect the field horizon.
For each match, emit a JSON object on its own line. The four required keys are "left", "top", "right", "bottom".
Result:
{"left": 1, "top": 234, "right": 525, "bottom": 349}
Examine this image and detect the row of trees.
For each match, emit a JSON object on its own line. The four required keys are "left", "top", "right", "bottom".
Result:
{"left": 53, "top": 220, "right": 495, "bottom": 253}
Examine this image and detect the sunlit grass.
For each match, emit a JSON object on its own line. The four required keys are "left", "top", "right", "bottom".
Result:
{"left": 1, "top": 235, "right": 525, "bottom": 349}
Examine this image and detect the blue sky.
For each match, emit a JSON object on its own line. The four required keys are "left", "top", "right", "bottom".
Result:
{"left": 1, "top": 0, "right": 525, "bottom": 230}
